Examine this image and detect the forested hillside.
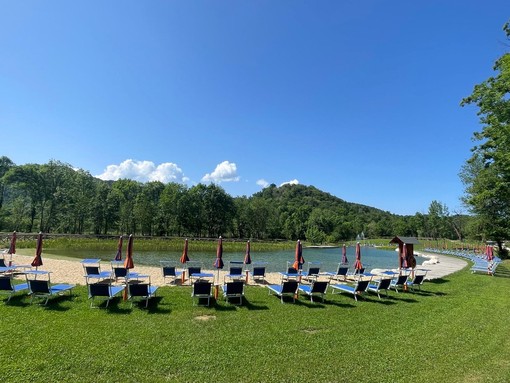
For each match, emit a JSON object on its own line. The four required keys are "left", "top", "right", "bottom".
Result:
{"left": 0, "top": 157, "right": 471, "bottom": 242}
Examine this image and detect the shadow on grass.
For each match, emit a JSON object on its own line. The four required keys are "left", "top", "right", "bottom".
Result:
{"left": 2, "top": 294, "right": 31, "bottom": 307}
{"left": 410, "top": 290, "right": 447, "bottom": 297}
{"left": 38, "top": 294, "right": 75, "bottom": 311}
{"left": 362, "top": 296, "right": 397, "bottom": 305}
{"left": 385, "top": 294, "right": 419, "bottom": 303}
{"left": 294, "top": 299, "right": 326, "bottom": 309}
{"left": 130, "top": 296, "right": 171, "bottom": 314}
{"left": 243, "top": 298, "right": 269, "bottom": 311}
{"left": 428, "top": 278, "right": 449, "bottom": 284}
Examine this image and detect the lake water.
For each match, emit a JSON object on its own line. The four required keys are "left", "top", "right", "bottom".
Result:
{"left": 53, "top": 246, "right": 416, "bottom": 273}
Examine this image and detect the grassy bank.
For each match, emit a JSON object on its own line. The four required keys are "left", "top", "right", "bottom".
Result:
{"left": 1, "top": 260, "right": 509, "bottom": 382}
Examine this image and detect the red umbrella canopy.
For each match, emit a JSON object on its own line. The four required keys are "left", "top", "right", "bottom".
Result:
{"left": 31, "top": 232, "right": 43, "bottom": 268}
{"left": 214, "top": 236, "right": 224, "bottom": 269}
{"left": 292, "top": 239, "right": 304, "bottom": 270}
{"left": 341, "top": 244, "right": 348, "bottom": 264}
{"left": 8, "top": 231, "right": 16, "bottom": 255}
{"left": 180, "top": 238, "right": 190, "bottom": 264}
{"left": 353, "top": 242, "right": 363, "bottom": 271}
{"left": 124, "top": 234, "right": 134, "bottom": 269}
{"left": 401, "top": 243, "right": 408, "bottom": 269}
{"left": 244, "top": 240, "right": 252, "bottom": 265}
{"left": 114, "top": 235, "right": 123, "bottom": 261}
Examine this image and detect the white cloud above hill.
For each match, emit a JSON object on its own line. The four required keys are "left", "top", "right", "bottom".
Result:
{"left": 280, "top": 179, "right": 299, "bottom": 186}
{"left": 201, "top": 161, "right": 240, "bottom": 183}
{"left": 96, "top": 159, "right": 188, "bottom": 183}
{"left": 256, "top": 179, "right": 269, "bottom": 188}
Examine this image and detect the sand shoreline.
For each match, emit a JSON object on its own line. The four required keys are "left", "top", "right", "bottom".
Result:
{"left": 4, "top": 249, "right": 469, "bottom": 286}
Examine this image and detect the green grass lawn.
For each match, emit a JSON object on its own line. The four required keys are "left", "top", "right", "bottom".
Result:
{"left": 1, "top": 261, "right": 509, "bottom": 383}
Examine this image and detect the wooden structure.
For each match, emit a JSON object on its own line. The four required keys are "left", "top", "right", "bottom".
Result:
{"left": 389, "top": 236, "right": 420, "bottom": 269}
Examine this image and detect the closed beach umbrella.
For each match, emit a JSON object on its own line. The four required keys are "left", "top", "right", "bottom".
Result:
{"left": 114, "top": 235, "right": 123, "bottom": 261}
{"left": 180, "top": 238, "right": 190, "bottom": 264}
{"left": 292, "top": 239, "right": 304, "bottom": 270}
{"left": 353, "top": 242, "right": 363, "bottom": 271}
{"left": 487, "top": 245, "right": 494, "bottom": 261}
{"left": 214, "top": 236, "right": 224, "bottom": 284}
{"left": 214, "top": 236, "right": 224, "bottom": 269}
{"left": 8, "top": 231, "right": 16, "bottom": 255}
{"left": 401, "top": 243, "right": 408, "bottom": 269}
{"left": 124, "top": 234, "right": 134, "bottom": 269}
{"left": 31, "top": 232, "right": 44, "bottom": 269}
{"left": 244, "top": 240, "right": 252, "bottom": 265}
{"left": 341, "top": 244, "right": 348, "bottom": 264}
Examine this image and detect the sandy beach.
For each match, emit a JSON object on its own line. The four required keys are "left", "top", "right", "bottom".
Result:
{"left": 5, "top": 249, "right": 468, "bottom": 286}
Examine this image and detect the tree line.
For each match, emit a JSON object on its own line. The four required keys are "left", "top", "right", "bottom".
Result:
{"left": 0, "top": 156, "right": 473, "bottom": 243}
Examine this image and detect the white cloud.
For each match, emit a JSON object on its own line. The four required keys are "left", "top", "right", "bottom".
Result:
{"left": 201, "top": 161, "right": 240, "bottom": 183}
{"left": 96, "top": 159, "right": 188, "bottom": 183}
{"left": 256, "top": 179, "right": 269, "bottom": 188}
{"left": 280, "top": 179, "right": 299, "bottom": 187}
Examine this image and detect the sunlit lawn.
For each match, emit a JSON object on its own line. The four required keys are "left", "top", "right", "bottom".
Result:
{"left": 1, "top": 261, "right": 509, "bottom": 383}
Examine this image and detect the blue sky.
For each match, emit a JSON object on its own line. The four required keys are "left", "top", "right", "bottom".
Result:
{"left": 1, "top": 1, "right": 509, "bottom": 215}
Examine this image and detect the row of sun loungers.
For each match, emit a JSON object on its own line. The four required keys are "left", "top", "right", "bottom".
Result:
{"left": 1, "top": 256, "right": 428, "bottom": 308}
{"left": 425, "top": 247, "right": 502, "bottom": 275}
{"left": 267, "top": 270, "right": 427, "bottom": 303}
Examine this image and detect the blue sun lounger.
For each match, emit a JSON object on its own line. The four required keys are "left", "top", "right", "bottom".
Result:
{"left": 330, "top": 279, "right": 370, "bottom": 301}
{"left": 221, "top": 281, "right": 245, "bottom": 305}
{"left": 267, "top": 280, "right": 299, "bottom": 303}
{"left": 0, "top": 275, "right": 29, "bottom": 302}
{"left": 366, "top": 277, "right": 392, "bottom": 299}
{"left": 25, "top": 271, "right": 75, "bottom": 305}
{"left": 128, "top": 282, "right": 159, "bottom": 308}
{"left": 88, "top": 282, "right": 125, "bottom": 308}
{"left": 298, "top": 280, "right": 329, "bottom": 303}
